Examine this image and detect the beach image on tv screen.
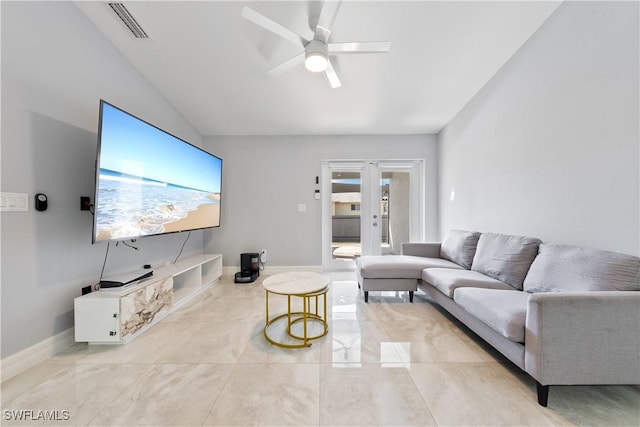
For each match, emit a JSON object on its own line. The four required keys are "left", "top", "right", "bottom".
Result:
{"left": 94, "top": 103, "right": 222, "bottom": 241}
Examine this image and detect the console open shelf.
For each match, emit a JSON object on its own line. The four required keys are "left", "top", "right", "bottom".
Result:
{"left": 74, "top": 253, "right": 222, "bottom": 344}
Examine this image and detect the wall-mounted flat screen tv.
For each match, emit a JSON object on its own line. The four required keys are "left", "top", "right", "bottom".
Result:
{"left": 93, "top": 100, "right": 222, "bottom": 243}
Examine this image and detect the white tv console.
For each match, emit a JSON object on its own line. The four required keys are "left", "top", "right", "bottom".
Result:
{"left": 74, "top": 254, "right": 222, "bottom": 344}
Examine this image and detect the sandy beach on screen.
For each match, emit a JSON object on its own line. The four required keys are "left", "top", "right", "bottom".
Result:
{"left": 163, "top": 202, "right": 220, "bottom": 233}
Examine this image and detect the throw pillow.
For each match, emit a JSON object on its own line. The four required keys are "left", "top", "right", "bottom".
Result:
{"left": 440, "top": 229, "right": 482, "bottom": 269}
{"left": 471, "top": 232, "right": 541, "bottom": 290}
{"left": 523, "top": 243, "right": 640, "bottom": 293}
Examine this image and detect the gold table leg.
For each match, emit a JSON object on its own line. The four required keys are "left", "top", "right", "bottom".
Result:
{"left": 263, "top": 287, "right": 329, "bottom": 348}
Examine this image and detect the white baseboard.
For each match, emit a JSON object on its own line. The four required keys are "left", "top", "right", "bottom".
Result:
{"left": 222, "top": 265, "right": 323, "bottom": 276}
{"left": 1, "top": 327, "right": 75, "bottom": 382}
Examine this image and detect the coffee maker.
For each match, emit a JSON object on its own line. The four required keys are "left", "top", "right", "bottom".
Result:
{"left": 234, "top": 252, "right": 260, "bottom": 283}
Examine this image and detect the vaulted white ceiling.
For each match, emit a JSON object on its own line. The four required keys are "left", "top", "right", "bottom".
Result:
{"left": 75, "top": 1, "right": 561, "bottom": 136}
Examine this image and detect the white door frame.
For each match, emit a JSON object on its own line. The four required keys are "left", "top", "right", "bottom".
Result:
{"left": 322, "top": 159, "right": 424, "bottom": 270}
{"left": 375, "top": 159, "right": 425, "bottom": 245}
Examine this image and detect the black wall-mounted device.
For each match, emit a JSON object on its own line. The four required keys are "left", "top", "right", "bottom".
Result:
{"left": 80, "top": 196, "right": 91, "bottom": 211}
{"left": 35, "top": 193, "right": 48, "bottom": 211}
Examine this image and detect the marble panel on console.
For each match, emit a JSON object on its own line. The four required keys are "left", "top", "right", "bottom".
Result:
{"left": 121, "top": 277, "right": 173, "bottom": 338}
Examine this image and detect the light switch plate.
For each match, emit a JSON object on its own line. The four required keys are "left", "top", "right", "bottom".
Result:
{"left": 0, "top": 192, "right": 29, "bottom": 211}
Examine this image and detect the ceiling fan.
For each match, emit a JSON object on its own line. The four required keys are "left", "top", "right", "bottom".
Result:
{"left": 241, "top": 1, "right": 391, "bottom": 88}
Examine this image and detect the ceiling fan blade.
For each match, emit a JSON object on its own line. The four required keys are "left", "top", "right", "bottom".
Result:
{"left": 267, "top": 52, "right": 305, "bottom": 75}
{"left": 241, "top": 6, "right": 308, "bottom": 49}
{"left": 328, "top": 41, "right": 391, "bottom": 54}
{"left": 314, "top": 0, "right": 343, "bottom": 43}
{"left": 307, "top": 1, "right": 322, "bottom": 33}
{"left": 324, "top": 59, "right": 342, "bottom": 88}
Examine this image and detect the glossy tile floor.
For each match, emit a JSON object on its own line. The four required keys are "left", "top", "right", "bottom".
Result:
{"left": 2, "top": 272, "right": 639, "bottom": 426}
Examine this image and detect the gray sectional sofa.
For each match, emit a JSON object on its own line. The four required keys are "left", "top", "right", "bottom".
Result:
{"left": 355, "top": 230, "right": 640, "bottom": 406}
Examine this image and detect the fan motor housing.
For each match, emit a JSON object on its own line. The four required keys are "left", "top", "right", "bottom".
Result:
{"left": 305, "top": 40, "right": 329, "bottom": 72}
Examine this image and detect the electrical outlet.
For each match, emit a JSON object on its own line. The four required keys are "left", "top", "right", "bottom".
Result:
{"left": 260, "top": 249, "right": 267, "bottom": 264}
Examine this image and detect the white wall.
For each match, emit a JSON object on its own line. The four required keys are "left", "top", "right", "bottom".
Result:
{"left": 438, "top": 1, "right": 639, "bottom": 255}
{"left": 1, "top": 2, "right": 206, "bottom": 358}
{"left": 203, "top": 135, "right": 438, "bottom": 268}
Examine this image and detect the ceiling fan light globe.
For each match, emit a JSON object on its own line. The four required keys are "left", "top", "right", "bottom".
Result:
{"left": 305, "top": 53, "right": 328, "bottom": 72}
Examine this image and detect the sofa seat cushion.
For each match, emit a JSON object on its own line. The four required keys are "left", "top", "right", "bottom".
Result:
{"left": 422, "top": 268, "right": 514, "bottom": 298}
{"left": 440, "top": 229, "right": 482, "bottom": 269}
{"left": 357, "top": 255, "right": 463, "bottom": 279}
{"left": 524, "top": 243, "right": 640, "bottom": 293}
{"left": 453, "top": 288, "right": 528, "bottom": 343}
{"left": 471, "top": 233, "right": 541, "bottom": 290}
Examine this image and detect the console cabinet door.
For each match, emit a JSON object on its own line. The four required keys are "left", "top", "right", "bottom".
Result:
{"left": 120, "top": 277, "right": 173, "bottom": 339}
{"left": 74, "top": 298, "right": 121, "bottom": 343}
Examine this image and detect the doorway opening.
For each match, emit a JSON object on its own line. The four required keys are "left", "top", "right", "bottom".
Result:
{"left": 322, "top": 160, "right": 424, "bottom": 270}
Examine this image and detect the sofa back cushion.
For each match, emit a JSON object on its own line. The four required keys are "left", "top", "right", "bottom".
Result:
{"left": 440, "top": 230, "right": 481, "bottom": 269}
{"left": 471, "top": 233, "right": 541, "bottom": 290}
{"left": 523, "top": 243, "right": 640, "bottom": 293}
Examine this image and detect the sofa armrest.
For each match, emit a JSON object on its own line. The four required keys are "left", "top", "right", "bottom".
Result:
{"left": 401, "top": 242, "right": 441, "bottom": 258}
{"left": 524, "top": 291, "right": 640, "bottom": 386}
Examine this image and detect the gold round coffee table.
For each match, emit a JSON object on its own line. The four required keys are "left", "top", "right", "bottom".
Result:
{"left": 263, "top": 271, "right": 330, "bottom": 348}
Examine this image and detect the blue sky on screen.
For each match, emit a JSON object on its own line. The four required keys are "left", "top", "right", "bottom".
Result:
{"left": 99, "top": 103, "right": 221, "bottom": 193}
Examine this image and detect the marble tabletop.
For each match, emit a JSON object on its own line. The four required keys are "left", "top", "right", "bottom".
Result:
{"left": 262, "top": 271, "right": 329, "bottom": 295}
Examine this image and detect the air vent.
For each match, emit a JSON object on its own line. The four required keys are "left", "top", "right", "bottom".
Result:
{"left": 107, "top": 2, "right": 149, "bottom": 39}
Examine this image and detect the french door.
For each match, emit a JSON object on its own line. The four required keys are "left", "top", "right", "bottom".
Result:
{"left": 321, "top": 160, "right": 424, "bottom": 270}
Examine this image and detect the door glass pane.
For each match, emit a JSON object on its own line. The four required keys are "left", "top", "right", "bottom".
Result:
{"left": 380, "top": 171, "right": 411, "bottom": 255}
{"left": 331, "top": 171, "right": 361, "bottom": 260}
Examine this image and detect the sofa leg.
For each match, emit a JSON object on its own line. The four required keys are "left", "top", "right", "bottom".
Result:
{"left": 536, "top": 382, "right": 549, "bottom": 407}
{"left": 357, "top": 282, "right": 361, "bottom": 289}
{"left": 364, "top": 291, "right": 369, "bottom": 303}
{"left": 409, "top": 291, "right": 414, "bottom": 303}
